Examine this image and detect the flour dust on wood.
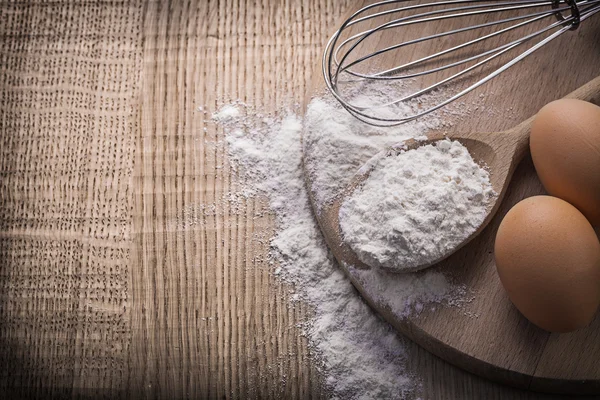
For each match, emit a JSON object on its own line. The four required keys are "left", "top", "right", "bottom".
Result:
{"left": 208, "top": 84, "right": 469, "bottom": 399}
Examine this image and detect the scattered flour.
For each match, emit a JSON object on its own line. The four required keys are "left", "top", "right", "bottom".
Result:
{"left": 348, "top": 264, "right": 465, "bottom": 319}
{"left": 212, "top": 84, "right": 467, "bottom": 399}
{"left": 339, "top": 139, "right": 496, "bottom": 272}
{"left": 222, "top": 110, "right": 419, "bottom": 398}
{"left": 303, "top": 81, "right": 458, "bottom": 211}
{"left": 213, "top": 104, "right": 241, "bottom": 122}
{"left": 303, "top": 100, "right": 432, "bottom": 210}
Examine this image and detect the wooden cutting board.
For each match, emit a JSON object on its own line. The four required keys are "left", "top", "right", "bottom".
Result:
{"left": 303, "top": 1, "right": 600, "bottom": 395}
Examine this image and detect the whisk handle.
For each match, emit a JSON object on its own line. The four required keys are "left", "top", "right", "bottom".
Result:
{"left": 509, "top": 75, "right": 600, "bottom": 163}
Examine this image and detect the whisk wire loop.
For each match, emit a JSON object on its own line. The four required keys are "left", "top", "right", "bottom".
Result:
{"left": 323, "top": 0, "right": 600, "bottom": 126}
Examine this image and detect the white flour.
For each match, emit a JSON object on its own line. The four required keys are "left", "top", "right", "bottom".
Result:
{"left": 304, "top": 101, "right": 430, "bottom": 210}
{"left": 213, "top": 85, "right": 467, "bottom": 399}
{"left": 348, "top": 264, "right": 466, "bottom": 319}
{"left": 339, "top": 139, "right": 496, "bottom": 272}
{"left": 212, "top": 103, "right": 241, "bottom": 122}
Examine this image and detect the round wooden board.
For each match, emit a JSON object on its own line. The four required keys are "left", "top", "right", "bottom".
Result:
{"left": 303, "top": 1, "right": 600, "bottom": 395}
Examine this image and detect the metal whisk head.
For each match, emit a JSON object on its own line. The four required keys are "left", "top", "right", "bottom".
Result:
{"left": 323, "top": 0, "right": 600, "bottom": 126}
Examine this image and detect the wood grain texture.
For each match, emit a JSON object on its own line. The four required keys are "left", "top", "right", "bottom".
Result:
{"left": 1, "top": 0, "right": 599, "bottom": 399}
{"left": 307, "top": 0, "right": 600, "bottom": 395}
{"left": 128, "top": 1, "right": 347, "bottom": 399}
{"left": 0, "top": 1, "right": 142, "bottom": 398}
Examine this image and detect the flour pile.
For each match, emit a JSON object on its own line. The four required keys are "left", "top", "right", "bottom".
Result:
{"left": 213, "top": 88, "right": 466, "bottom": 398}
{"left": 339, "top": 139, "right": 496, "bottom": 272}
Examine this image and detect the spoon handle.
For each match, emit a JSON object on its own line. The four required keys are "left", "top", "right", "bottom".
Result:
{"left": 509, "top": 75, "right": 600, "bottom": 163}
{"left": 566, "top": 75, "right": 600, "bottom": 105}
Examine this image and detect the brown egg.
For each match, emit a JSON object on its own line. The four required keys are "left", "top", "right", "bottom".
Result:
{"left": 495, "top": 196, "right": 600, "bottom": 333}
{"left": 530, "top": 98, "right": 600, "bottom": 226}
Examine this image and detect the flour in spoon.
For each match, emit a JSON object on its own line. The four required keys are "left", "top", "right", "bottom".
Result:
{"left": 339, "top": 139, "right": 496, "bottom": 272}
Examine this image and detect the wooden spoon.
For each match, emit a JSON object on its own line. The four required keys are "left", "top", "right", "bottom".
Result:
{"left": 321, "top": 75, "right": 600, "bottom": 273}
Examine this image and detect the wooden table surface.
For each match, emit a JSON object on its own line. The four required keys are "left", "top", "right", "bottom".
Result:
{"left": 0, "top": 1, "right": 598, "bottom": 399}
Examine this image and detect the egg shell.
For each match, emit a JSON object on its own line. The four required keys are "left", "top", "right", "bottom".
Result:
{"left": 530, "top": 98, "right": 600, "bottom": 226}
{"left": 495, "top": 195, "right": 600, "bottom": 333}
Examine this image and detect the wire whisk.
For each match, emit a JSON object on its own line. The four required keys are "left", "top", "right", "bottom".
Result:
{"left": 323, "top": 0, "right": 600, "bottom": 126}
